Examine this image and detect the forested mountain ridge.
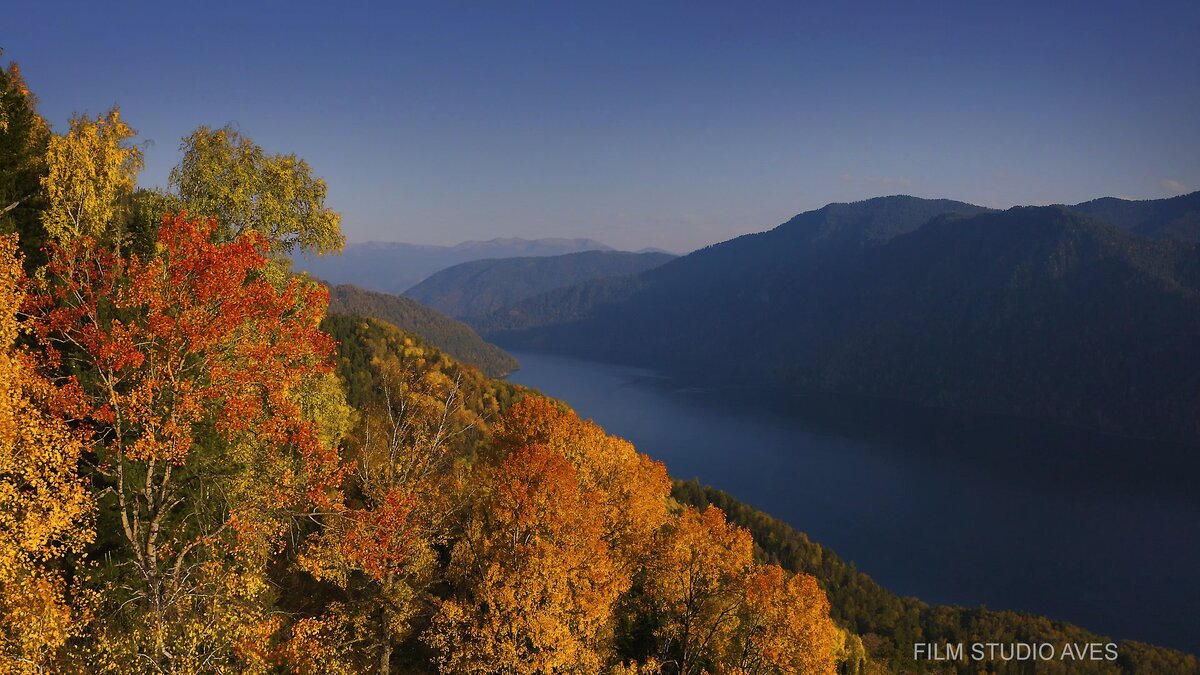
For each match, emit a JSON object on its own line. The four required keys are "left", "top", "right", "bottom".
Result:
{"left": 475, "top": 195, "right": 988, "bottom": 335}
{"left": 292, "top": 236, "right": 615, "bottom": 295}
{"left": 1068, "top": 191, "right": 1200, "bottom": 241}
{"left": 404, "top": 250, "right": 676, "bottom": 319}
{"left": 481, "top": 196, "right": 1200, "bottom": 443}
{"left": 324, "top": 282, "right": 519, "bottom": 377}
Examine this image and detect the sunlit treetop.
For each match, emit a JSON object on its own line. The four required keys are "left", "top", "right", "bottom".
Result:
{"left": 41, "top": 107, "right": 142, "bottom": 243}
{"left": 171, "top": 125, "right": 344, "bottom": 256}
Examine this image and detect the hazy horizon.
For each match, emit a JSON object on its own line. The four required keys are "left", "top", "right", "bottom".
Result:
{"left": 6, "top": 1, "right": 1198, "bottom": 252}
{"left": 331, "top": 190, "right": 1194, "bottom": 253}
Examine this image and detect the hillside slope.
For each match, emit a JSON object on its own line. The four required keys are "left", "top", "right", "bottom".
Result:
{"left": 1068, "top": 191, "right": 1200, "bottom": 241}
{"left": 325, "top": 283, "right": 519, "bottom": 377}
{"left": 406, "top": 250, "right": 675, "bottom": 319}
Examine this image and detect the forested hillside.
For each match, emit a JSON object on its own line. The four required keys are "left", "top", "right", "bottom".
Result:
{"left": 1068, "top": 191, "right": 1200, "bottom": 241}
{"left": 405, "top": 250, "right": 675, "bottom": 319}
{"left": 0, "top": 61, "right": 851, "bottom": 673}
{"left": 481, "top": 196, "right": 1200, "bottom": 443}
{"left": 325, "top": 283, "right": 519, "bottom": 377}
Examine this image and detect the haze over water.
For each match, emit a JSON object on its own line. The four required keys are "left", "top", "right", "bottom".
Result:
{"left": 507, "top": 350, "right": 1200, "bottom": 654}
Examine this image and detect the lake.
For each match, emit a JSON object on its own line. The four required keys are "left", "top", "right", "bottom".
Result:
{"left": 506, "top": 350, "right": 1200, "bottom": 655}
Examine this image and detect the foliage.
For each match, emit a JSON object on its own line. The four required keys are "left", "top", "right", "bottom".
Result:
{"left": 424, "top": 398, "right": 671, "bottom": 673}
{"left": 303, "top": 321, "right": 487, "bottom": 673}
{"left": 42, "top": 108, "right": 143, "bottom": 244}
{"left": 0, "top": 59, "right": 51, "bottom": 268}
{"left": 646, "top": 505, "right": 755, "bottom": 674}
{"left": 728, "top": 564, "right": 843, "bottom": 675}
{"left": 25, "top": 214, "right": 342, "bottom": 671}
{"left": 492, "top": 396, "right": 671, "bottom": 571}
{"left": 326, "top": 283, "right": 519, "bottom": 377}
{"left": 170, "top": 125, "right": 344, "bottom": 256}
{"left": 0, "top": 235, "right": 93, "bottom": 672}
{"left": 322, "top": 313, "right": 522, "bottom": 424}
{"left": 428, "top": 444, "right": 622, "bottom": 673}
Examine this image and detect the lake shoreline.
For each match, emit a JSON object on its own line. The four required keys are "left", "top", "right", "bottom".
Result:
{"left": 506, "top": 349, "right": 1200, "bottom": 654}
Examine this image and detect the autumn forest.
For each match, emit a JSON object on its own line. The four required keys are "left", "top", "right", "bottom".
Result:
{"left": 0, "top": 57, "right": 851, "bottom": 674}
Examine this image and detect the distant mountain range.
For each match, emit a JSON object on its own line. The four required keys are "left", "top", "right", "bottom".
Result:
{"left": 476, "top": 192, "right": 1200, "bottom": 443}
{"left": 405, "top": 250, "right": 676, "bottom": 319}
{"left": 293, "top": 237, "right": 616, "bottom": 295}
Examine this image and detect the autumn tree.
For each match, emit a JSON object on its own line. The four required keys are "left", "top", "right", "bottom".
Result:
{"left": 646, "top": 505, "right": 755, "bottom": 675}
{"left": 170, "top": 125, "right": 344, "bottom": 256}
{"left": 297, "top": 315, "right": 508, "bottom": 675}
{"left": 725, "top": 565, "right": 843, "bottom": 675}
{"left": 0, "top": 56, "right": 51, "bottom": 266}
{"left": 41, "top": 107, "right": 143, "bottom": 244}
{"left": 643, "top": 505, "right": 846, "bottom": 675}
{"left": 25, "top": 214, "right": 343, "bottom": 672}
{"left": 427, "top": 443, "right": 623, "bottom": 673}
{"left": 276, "top": 614, "right": 357, "bottom": 675}
{"left": 0, "top": 235, "right": 93, "bottom": 672}
{"left": 493, "top": 397, "right": 671, "bottom": 572}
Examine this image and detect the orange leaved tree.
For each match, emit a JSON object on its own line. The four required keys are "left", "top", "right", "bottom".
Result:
{"left": 645, "top": 505, "right": 846, "bottom": 675}
{"left": 0, "top": 235, "right": 93, "bottom": 672}
{"left": 726, "top": 564, "right": 843, "bottom": 674}
{"left": 427, "top": 443, "right": 623, "bottom": 673}
{"left": 646, "top": 505, "right": 756, "bottom": 675}
{"left": 25, "top": 214, "right": 343, "bottom": 672}
{"left": 493, "top": 396, "right": 671, "bottom": 572}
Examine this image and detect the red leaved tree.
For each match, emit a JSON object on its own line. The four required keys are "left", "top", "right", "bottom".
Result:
{"left": 25, "top": 213, "right": 344, "bottom": 671}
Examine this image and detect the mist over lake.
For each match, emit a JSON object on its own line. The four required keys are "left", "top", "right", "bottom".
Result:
{"left": 508, "top": 350, "right": 1200, "bottom": 654}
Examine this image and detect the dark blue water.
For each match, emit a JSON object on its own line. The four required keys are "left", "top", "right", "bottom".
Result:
{"left": 507, "top": 350, "right": 1200, "bottom": 655}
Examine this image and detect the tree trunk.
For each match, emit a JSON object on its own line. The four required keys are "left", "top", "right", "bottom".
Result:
{"left": 379, "top": 641, "right": 392, "bottom": 675}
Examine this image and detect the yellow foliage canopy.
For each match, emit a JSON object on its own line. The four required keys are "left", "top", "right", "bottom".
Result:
{"left": 730, "top": 564, "right": 843, "bottom": 675}
{"left": 647, "top": 505, "right": 755, "bottom": 674}
{"left": 41, "top": 107, "right": 142, "bottom": 242}
{"left": 0, "top": 235, "right": 93, "bottom": 672}
{"left": 429, "top": 444, "right": 623, "bottom": 674}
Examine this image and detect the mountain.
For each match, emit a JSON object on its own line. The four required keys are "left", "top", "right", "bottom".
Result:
{"left": 1067, "top": 191, "right": 1200, "bottom": 241}
{"left": 479, "top": 195, "right": 1200, "bottom": 442}
{"left": 477, "top": 195, "right": 989, "bottom": 337}
{"left": 404, "top": 250, "right": 676, "bottom": 319}
{"left": 293, "top": 237, "right": 614, "bottom": 295}
{"left": 325, "top": 283, "right": 519, "bottom": 377}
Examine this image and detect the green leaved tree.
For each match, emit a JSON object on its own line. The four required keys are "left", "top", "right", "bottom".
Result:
{"left": 170, "top": 125, "right": 344, "bottom": 256}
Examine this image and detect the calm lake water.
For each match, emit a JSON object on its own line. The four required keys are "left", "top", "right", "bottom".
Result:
{"left": 506, "top": 350, "right": 1200, "bottom": 655}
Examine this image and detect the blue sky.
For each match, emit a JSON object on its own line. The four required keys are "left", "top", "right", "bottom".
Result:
{"left": 4, "top": 1, "right": 1198, "bottom": 252}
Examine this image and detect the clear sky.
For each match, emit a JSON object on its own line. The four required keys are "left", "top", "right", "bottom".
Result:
{"left": 4, "top": 1, "right": 1198, "bottom": 252}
